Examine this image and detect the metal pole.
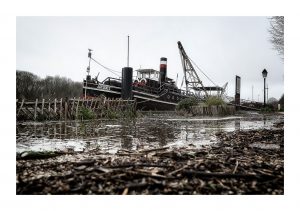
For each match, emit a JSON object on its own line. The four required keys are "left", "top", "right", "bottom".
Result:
{"left": 127, "top": 35, "right": 129, "bottom": 67}
{"left": 263, "top": 78, "right": 266, "bottom": 107}
{"left": 85, "top": 80, "right": 87, "bottom": 99}
{"left": 88, "top": 58, "right": 91, "bottom": 72}
{"left": 252, "top": 85, "right": 253, "bottom": 102}
{"left": 85, "top": 49, "right": 92, "bottom": 99}
{"left": 266, "top": 84, "right": 269, "bottom": 103}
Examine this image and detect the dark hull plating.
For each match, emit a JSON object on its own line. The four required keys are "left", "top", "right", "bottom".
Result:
{"left": 83, "top": 80, "right": 189, "bottom": 111}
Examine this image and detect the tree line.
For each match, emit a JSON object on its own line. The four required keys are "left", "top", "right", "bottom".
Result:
{"left": 269, "top": 16, "right": 284, "bottom": 59}
{"left": 16, "top": 70, "right": 83, "bottom": 100}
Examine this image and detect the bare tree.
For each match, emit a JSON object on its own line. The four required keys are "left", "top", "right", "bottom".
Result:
{"left": 269, "top": 16, "right": 284, "bottom": 58}
{"left": 16, "top": 70, "right": 83, "bottom": 100}
{"left": 16, "top": 70, "right": 40, "bottom": 100}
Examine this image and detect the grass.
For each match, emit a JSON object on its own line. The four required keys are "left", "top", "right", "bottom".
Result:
{"left": 260, "top": 105, "right": 275, "bottom": 113}
{"left": 205, "top": 96, "right": 225, "bottom": 106}
{"left": 79, "top": 107, "right": 96, "bottom": 120}
{"left": 176, "top": 97, "right": 199, "bottom": 112}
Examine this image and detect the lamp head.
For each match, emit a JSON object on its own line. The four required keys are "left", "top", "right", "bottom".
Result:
{"left": 262, "top": 69, "right": 268, "bottom": 78}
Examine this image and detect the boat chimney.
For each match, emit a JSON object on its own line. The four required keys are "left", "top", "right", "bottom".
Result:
{"left": 159, "top": 57, "right": 167, "bottom": 83}
{"left": 121, "top": 67, "right": 133, "bottom": 99}
{"left": 122, "top": 36, "right": 133, "bottom": 100}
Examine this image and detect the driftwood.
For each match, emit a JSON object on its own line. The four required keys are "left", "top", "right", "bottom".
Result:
{"left": 138, "top": 147, "right": 169, "bottom": 153}
{"left": 182, "top": 170, "right": 277, "bottom": 180}
{"left": 16, "top": 127, "right": 284, "bottom": 194}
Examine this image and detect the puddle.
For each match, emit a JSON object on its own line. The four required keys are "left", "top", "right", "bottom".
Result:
{"left": 16, "top": 114, "right": 283, "bottom": 154}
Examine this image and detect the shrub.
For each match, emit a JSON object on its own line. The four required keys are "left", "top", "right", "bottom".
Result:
{"left": 105, "top": 108, "right": 137, "bottom": 119}
{"left": 176, "top": 97, "right": 198, "bottom": 112}
{"left": 79, "top": 107, "right": 95, "bottom": 120}
{"left": 205, "top": 96, "right": 225, "bottom": 106}
{"left": 260, "top": 105, "right": 275, "bottom": 113}
{"left": 105, "top": 109, "right": 120, "bottom": 119}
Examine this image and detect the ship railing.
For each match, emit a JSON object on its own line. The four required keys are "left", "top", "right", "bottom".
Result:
{"left": 101, "top": 77, "right": 121, "bottom": 84}
{"left": 157, "top": 83, "right": 180, "bottom": 94}
{"left": 83, "top": 80, "right": 99, "bottom": 87}
{"left": 178, "top": 89, "right": 206, "bottom": 100}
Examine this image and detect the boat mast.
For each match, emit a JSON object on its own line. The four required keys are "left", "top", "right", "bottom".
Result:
{"left": 87, "top": 49, "right": 92, "bottom": 75}
{"left": 127, "top": 35, "right": 130, "bottom": 67}
{"left": 85, "top": 49, "right": 93, "bottom": 99}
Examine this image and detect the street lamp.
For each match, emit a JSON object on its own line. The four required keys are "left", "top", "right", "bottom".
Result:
{"left": 262, "top": 69, "right": 268, "bottom": 107}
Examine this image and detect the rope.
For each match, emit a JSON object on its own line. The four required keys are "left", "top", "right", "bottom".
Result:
{"left": 188, "top": 56, "right": 219, "bottom": 87}
{"left": 91, "top": 57, "right": 121, "bottom": 77}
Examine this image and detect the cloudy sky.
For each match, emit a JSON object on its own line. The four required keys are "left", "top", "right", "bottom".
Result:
{"left": 16, "top": 16, "right": 284, "bottom": 100}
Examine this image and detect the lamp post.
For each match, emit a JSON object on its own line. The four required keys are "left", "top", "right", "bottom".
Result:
{"left": 262, "top": 69, "right": 268, "bottom": 107}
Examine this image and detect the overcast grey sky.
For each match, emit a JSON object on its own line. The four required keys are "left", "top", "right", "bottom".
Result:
{"left": 16, "top": 16, "right": 284, "bottom": 100}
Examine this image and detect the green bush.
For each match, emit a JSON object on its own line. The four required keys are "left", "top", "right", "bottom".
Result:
{"left": 105, "top": 109, "right": 120, "bottom": 119}
{"left": 205, "top": 96, "right": 225, "bottom": 106}
{"left": 260, "top": 105, "right": 275, "bottom": 113}
{"left": 105, "top": 108, "right": 136, "bottom": 119}
{"left": 36, "top": 113, "right": 48, "bottom": 121}
{"left": 79, "top": 107, "right": 95, "bottom": 120}
{"left": 176, "top": 97, "right": 198, "bottom": 111}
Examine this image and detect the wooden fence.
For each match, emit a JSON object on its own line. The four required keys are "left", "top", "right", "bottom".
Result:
{"left": 16, "top": 97, "right": 136, "bottom": 121}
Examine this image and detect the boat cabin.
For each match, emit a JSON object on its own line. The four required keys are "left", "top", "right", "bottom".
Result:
{"left": 136, "top": 69, "right": 159, "bottom": 81}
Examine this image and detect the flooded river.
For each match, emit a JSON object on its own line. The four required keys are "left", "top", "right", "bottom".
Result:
{"left": 16, "top": 112, "right": 283, "bottom": 154}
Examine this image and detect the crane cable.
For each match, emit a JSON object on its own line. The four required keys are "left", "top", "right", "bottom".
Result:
{"left": 90, "top": 57, "right": 121, "bottom": 77}
{"left": 188, "top": 56, "right": 220, "bottom": 88}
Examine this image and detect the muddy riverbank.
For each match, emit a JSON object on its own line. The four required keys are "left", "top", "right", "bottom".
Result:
{"left": 16, "top": 114, "right": 283, "bottom": 194}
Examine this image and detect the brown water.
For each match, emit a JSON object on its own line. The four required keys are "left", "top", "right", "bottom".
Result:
{"left": 16, "top": 113, "right": 283, "bottom": 154}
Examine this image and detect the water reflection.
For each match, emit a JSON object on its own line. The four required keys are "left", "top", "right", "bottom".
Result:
{"left": 16, "top": 114, "right": 283, "bottom": 154}
{"left": 263, "top": 115, "right": 267, "bottom": 126}
{"left": 235, "top": 119, "right": 240, "bottom": 131}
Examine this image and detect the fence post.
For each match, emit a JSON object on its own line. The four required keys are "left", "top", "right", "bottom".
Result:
{"left": 17, "top": 99, "right": 25, "bottom": 116}
{"left": 34, "top": 99, "right": 38, "bottom": 120}
{"left": 60, "top": 98, "right": 63, "bottom": 120}
{"left": 41, "top": 99, "right": 45, "bottom": 115}
{"left": 48, "top": 99, "right": 51, "bottom": 114}
{"left": 71, "top": 97, "right": 75, "bottom": 116}
{"left": 64, "top": 100, "right": 68, "bottom": 120}
{"left": 75, "top": 98, "right": 80, "bottom": 119}
{"left": 54, "top": 98, "right": 57, "bottom": 115}
{"left": 90, "top": 98, "right": 93, "bottom": 109}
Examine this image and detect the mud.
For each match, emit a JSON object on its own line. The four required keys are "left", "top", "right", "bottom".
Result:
{"left": 16, "top": 112, "right": 284, "bottom": 194}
